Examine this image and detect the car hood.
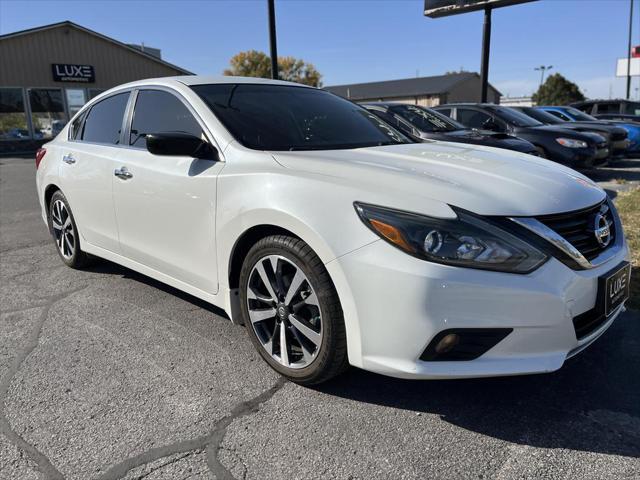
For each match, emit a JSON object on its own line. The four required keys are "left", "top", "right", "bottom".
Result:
{"left": 271, "top": 142, "right": 605, "bottom": 217}
{"left": 518, "top": 125, "right": 605, "bottom": 142}
{"left": 442, "top": 129, "right": 536, "bottom": 152}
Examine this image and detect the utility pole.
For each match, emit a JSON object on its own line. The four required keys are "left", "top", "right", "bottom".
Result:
{"left": 534, "top": 65, "right": 553, "bottom": 87}
{"left": 479, "top": 7, "right": 492, "bottom": 103}
{"left": 267, "top": 0, "right": 278, "bottom": 80}
{"left": 626, "top": 0, "right": 634, "bottom": 99}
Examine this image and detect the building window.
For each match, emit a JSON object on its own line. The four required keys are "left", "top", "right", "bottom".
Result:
{"left": 28, "top": 88, "right": 66, "bottom": 139}
{"left": 0, "top": 88, "right": 29, "bottom": 140}
{"left": 66, "top": 89, "right": 87, "bottom": 118}
{"left": 88, "top": 89, "right": 106, "bottom": 100}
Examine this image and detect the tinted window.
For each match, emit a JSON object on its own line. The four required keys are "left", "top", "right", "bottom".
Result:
{"left": 563, "top": 107, "right": 598, "bottom": 121}
{"left": 436, "top": 108, "right": 452, "bottom": 117}
{"left": 130, "top": 90, "right": 204, "bottom": 149}
{"left": 192, "top": 84, "right": 409, "bottom": 151}
{"left": 546, "top": 110, "right": 572, "bottom": 121}
{"left": 81, "top": 93, "right": 129, "bottom": 144}
{"left": 624, "top": 102, "right": 640, "bottom": 115}
{"left": 517, "top": 107, "right": 562, "bottom": 124}
{"left": 0, "top": 88, "right": 29, "bottom": 140}
{"left": 390, "top": 105, "right": 462, "bottom": 132}
{"left": 456, "top": 108, "right": 493, "bottom": 129}
{"left": 29, "top": 89, "right": 66, "bottom": 139}
{"left": 488, "top": 106, "right": 542, "bottom": 127}
{"left": 596, "top": 103, "right": 620, "bottom": 114}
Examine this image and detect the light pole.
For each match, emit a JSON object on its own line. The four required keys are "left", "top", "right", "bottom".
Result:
{"left": 267, "top": 0, "right": 278, "bottom": 80}
{"left": 626, "top": 0, "right": 634, "bottom": 99}
{"left": 535, "top": 65, "right": 553, "bottom": 87}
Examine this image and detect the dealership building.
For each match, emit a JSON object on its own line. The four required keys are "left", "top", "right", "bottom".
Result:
{"left": 0, "top": 21, "right": 191, "bottom": 154}
{"left": 326, "top": 72, "right": 501, "bottom": 106}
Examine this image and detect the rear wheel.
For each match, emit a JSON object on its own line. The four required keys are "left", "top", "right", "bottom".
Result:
{"left": 239, "top": 235, "right": 348, "bottom": 385}
{"left": 48, "top": 190, "right": 93, "bottom": 269}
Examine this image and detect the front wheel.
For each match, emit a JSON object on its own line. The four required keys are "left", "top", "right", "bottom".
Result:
{"left": 239, "top": 235, "right": 348, "bottom": 385}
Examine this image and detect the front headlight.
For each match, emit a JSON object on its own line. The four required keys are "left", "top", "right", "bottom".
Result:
{"left": 354, "top": 203, "right": 548, "bottom": 273}
{"left": 556, "top": 138, "right": 588, "bottom": 148}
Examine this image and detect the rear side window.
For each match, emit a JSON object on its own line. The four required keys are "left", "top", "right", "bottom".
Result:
{"left": 129, "top": 90, "right": 203, "bottom": 149}
{"left": 81, "top": 92, "right": 129, "bottom": 145}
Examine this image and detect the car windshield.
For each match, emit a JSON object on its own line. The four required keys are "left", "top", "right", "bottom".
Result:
{"left": 563, "top": 107, "right": 598, "bottom": 121}
{"left": 488, "top": 106, "right": 543, "bottom": 127}
{"left": 389, "top": 104, "right": 463, "bottom": 132}
{"left": 191, "top": 83, "right": 411, "bottom": 151}
{"left": 518, "top": 108, "right": 562, "bottom": 124}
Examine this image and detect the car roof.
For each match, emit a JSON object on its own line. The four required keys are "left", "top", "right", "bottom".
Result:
{"left": 108, "top": 75, "right": 316, "bottom": 91}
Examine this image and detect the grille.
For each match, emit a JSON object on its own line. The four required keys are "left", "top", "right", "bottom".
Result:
{"left": 536, "top": 201, "right": 615, "bottom": 261}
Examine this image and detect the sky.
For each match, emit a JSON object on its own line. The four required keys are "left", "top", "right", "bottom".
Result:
{"left": 1, "top": 0, "right": 638, "bottom": 99}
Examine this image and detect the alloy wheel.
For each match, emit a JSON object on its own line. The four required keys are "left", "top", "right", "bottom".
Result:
{"left": 246, "top": 254, "right": 322, "bottom": 369}
{"left": 51, "top": 199, "right": 75, "bottom": 260}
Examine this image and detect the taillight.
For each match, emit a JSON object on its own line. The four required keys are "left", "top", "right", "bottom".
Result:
{"left": 35, "top": 148, "right": 46, "bottom": 169}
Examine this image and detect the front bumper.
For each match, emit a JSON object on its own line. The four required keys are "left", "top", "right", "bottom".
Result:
{"left": 332, "top": 238, "right": 629, "bottom": 379}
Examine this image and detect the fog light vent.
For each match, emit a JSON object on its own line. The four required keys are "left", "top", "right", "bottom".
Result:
{"left": 420, "top": 328, "right": 513, "bottom": 361}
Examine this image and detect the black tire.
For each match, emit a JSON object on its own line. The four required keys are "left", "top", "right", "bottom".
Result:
{"left": 239, "top": 235, "right": 349, "bottom": 385}
{"left": 47, "top": 190, "right": 93, "bottom": 269}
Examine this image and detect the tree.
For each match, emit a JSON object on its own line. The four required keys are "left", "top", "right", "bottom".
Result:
{"left": 223, "top": 50, "right": 322, "bottom": 87}
{"left": 532, "top": 73, "right": 585, "bottom": 106}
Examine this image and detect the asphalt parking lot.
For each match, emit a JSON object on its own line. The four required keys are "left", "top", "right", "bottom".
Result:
{"left": 1, "top": 156, "right": 639, "bottom": 480}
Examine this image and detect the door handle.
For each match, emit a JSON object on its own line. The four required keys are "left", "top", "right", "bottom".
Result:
{"left": 62, "top": 154, "right": 76, "bottom": 165}
{"left": 114, "top": 166, "right": 133, "bottom": 180}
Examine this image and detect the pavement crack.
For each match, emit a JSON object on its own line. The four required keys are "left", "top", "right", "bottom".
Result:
{"left": 0, "top": 286, "right": 86, "bottom": 480}
{"left": 206, "top": 376, "right": 287, "bottom": 480}
{"left": 96, "top": 376, "right": 286, "bottom": 480}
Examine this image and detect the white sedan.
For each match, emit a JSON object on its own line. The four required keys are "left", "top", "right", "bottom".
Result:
{"left": 35, "top": 76, "right": 631, "bottom": 384}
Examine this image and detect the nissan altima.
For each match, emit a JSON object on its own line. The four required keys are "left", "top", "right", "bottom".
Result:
{"left": 35, "top": 76, "right": 631, "bottom": 384}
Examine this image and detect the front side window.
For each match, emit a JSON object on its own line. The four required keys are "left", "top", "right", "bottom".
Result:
{"left": 563, "top": 107, "right": 597, "bottom": 121}
{"left": 129, "top": 90, "right": 204, "bottom": 149}
{"left": 28, "top": 88, "right": 66, "bottom": 139}
{"left": 81, "top": 92, "right": 129, "bottom": 145}
{"left": 191, "top": 83, "right": 409, "bottom": 151}
{"left": 0, "top": 88, "right": 29, "bottom": 140}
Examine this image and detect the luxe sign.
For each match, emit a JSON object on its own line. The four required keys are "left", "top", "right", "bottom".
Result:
{"left": 52, "top": 64, "right": 95, "bottom": 83}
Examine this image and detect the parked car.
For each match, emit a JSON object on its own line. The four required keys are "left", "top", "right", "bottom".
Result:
{"left": 511, "top": 106, "right": 630, "bottom": 159}
{"left": 36, "top": 76, "right": 630, "bottom": 384}
{"left": 363, "top": 102, "right": 539, "bottom": 155}
{"left": 539, "top": 106, "right": 640, "bottom": 157}
{"left": 571, "top": 99, "right": 640, "bottom": 122}
{"left": 432, "top": 103, "right": 609, "bottom": 168}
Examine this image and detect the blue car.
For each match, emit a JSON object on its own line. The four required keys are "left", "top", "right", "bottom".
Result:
{"left": 538, "top": 106, "right": 640, "bottom": 157}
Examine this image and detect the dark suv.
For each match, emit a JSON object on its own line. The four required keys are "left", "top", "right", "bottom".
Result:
{"left": 571, "top": 99, "right": 640, "bottom": 122}
{"left": 433, "top": 103, "right": 609, "bottom": 168}
{"left": 362, "top": 102, "right": 538, "bottom": 155}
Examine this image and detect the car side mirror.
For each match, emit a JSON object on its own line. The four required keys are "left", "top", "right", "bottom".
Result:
{"left": 146, "top": 133, "right": 217, "bottom": 160}
{"left": 482, "top": 119, "right": 502, "bottom": 132}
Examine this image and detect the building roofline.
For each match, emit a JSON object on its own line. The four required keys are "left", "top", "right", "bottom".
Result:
{"left": 326, "top": 71, "right": 476, "bottom": 90}
{"left": 0, "top": 20, "right": 193, "bottom": 75}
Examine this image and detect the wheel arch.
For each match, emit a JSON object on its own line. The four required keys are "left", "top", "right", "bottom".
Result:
{"left": 44, "top": 183, "right": 61, "bottom": 211}
{"left": 224, "top": 220, "right": 362, "bottom": 367}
